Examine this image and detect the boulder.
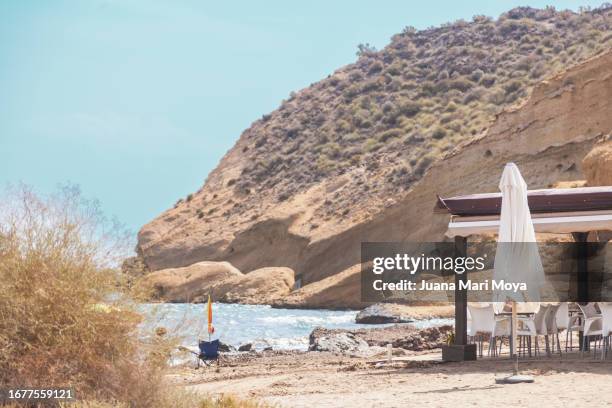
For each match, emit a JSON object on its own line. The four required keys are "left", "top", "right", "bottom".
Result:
{"left": 238, "top": 343, "right": 252, "bottom": 352}
{"left": 355, "top": 303, "right": 414, "bottom": 324}
{"left": 583, "top": 139, "right": 612, "bottom": 186}
{"left": 218, "top": 341, "right": 235, "bottom": 352}
{"left": 308, "top": 327, "right": 371, "bottom": 355}
{"left": 218, "top": 267, "right": 295, "bottom": 304}
{"left": 356, "top": 303, "right": 454, "bottom": 324}
{"left": 142, "top": 262, "right": 295, "bottom": 304}
{"left": 143, "top": 261, "right": 243, "bottom": 302}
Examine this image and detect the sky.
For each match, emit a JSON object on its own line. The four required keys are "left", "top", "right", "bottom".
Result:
{"left": 0, "top": 0, "right": 604, "bottom": 234}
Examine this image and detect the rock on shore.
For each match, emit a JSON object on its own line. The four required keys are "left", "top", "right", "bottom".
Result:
{"left": 356, "top": 303, "right": 454, "bottom": 323}
{"left": 216, "top": 267, "right": 295, "bottom": 304}
{"left": 309, "top": 327, "right": 372, "bottom": 355}
{"left": 309, "top": 324, "right": 453, "bottom": 355}
{"left": 143, "top": 261, "right": 241, "bottom": 302}
{"left": 142, "top": 261, "right": 294, "bottom": 303}
{"left": 355, "top": 304, "right": 414, "bottom": 324}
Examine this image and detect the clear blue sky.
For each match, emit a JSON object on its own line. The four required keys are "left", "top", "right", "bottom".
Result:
{"left": 0, "top": 0, "right": 603, "bottom": 233}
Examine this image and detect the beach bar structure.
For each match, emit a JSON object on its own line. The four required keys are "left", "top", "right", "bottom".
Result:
{"left": 434, "top": 186, "right": 612, "bottom": 361}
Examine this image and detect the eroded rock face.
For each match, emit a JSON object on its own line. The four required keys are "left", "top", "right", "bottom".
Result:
{"left": 143, "top": 262, "right": 295, "bottom": 304}
{"left": 216, "top": 267, "right": 295, "bottom": 304}
{"left": 273, "top": 264, "right": 368, "bottom": 309}
{"left": 143, "top": 261, "right": 242, "bottom": 302}
{"left": 138, "top": 51, "right": 612, "bottom": 295}
{"left": 137, "top": 2, "right": 612, "bottom": 280}
{"left": 134, "top": 39, "right": 612, "bottom": 309}
{"left": 583, "top": 139, "right": 612, "bottom": 186}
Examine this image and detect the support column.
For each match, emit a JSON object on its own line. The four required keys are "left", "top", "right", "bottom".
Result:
{"left": 572, "top": 232, "right": 589, "bottom": 350}
{"left": 454, "top": 236, "right": 468, "bottom": 346}
{"left": 442, "top": 235, "right": 476, "bottom": 361}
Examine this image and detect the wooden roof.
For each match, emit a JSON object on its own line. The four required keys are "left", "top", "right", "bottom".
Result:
{"left": 435, "top": 186, "right": 612, "bottom": 216}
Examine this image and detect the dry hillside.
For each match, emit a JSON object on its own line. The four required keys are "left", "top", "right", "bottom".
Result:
{"left": 136, "top": 6, "right": 612, "bottom": 293}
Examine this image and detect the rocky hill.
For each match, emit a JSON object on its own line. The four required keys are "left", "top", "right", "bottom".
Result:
{"left": 135, "top": 6, "right": 612, "bottom": 305}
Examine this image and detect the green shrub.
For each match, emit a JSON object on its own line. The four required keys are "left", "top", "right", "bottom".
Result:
{"left": 448, "top": 78, "right": 473, "bottom": 92}
{"left": 480, "top": 74, "right": 496, "bottom": 87}
{"left": 445, "top": 101, "right": 458, "bottom": 112}
{"left": 364, "top": 138, "right": 382, "bottom": 152}
{"left": 398, "top": 100, "right": 421, "bottom": 117}
{"left": 379, "top": 128, "right": 402, "bottom": 142}
{"left": 431, "top": 127, "right": 448, "bottom": 140}
{"left": 368, "top": 60, "right": 384, "bottom": 74}
{"left": 504, "top": 79, "right": 523, "bottom": 94}
{"left": 356, "top": 42, "right": 377, "bottom": 56}
{"left": 414, "top": 154, "right": 435, "bottom": 176}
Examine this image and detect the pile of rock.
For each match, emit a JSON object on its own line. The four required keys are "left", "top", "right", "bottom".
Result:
{"left": 309, "top": 327, "right": 372, "bottom": 355}
{"left": 309, "top": 324, "right": 453, "bottom": 355}
{"left": 388, "top": 325, "right": 453, "bottom": 351}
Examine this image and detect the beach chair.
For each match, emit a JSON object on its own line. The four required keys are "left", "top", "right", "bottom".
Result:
{"left": 197, "top": 339, "right": 220, "bottom": 368}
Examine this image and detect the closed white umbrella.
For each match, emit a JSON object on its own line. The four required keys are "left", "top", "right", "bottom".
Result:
{"left": 494, "top": 163, "right": 545, "bottom": 304}
{"left": 494, "top": 163, "right": 544, "bottom": 383}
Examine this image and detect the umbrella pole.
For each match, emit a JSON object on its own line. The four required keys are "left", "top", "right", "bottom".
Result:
{"left": 511, "top": 301, "right": 518, "bottom": 376}
{"left": 496, "top": 300, "right": 533, "bottom": 384}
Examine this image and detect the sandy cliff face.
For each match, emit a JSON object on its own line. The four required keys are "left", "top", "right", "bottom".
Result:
{"left": 137, "top": 7, "right": 612, "bottom": 280}
{"left": 138, "top": 51, "right": 612, "bottom": 295}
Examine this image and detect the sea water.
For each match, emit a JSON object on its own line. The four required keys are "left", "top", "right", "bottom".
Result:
{"left": 139, "top": 303, "right": 452, "bottom": 352}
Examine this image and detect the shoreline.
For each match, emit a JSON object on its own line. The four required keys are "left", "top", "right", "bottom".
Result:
{"left": 145, "top": 300, "right": 455, "bottom": 316}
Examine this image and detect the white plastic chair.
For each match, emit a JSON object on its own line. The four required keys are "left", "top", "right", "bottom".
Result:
{"left": 555, "top": 302, "right": 581, "bottom": 351}
{"left": 545, "top": 303, "right": 562, "bottom": 355}
{"left": 516, "top": 304, "right": 550, "bottom": 357}
{"left": 579, "top": 302, "right": 602, "bottom": 356}
{"left": 468, "top": 304, "right": 509, "bottom": 357}
{"left": 579, "top": 302, "right": 600, "bottom": 319}
{"left": 598, "top": 303, "right": 612, "bottom": 359}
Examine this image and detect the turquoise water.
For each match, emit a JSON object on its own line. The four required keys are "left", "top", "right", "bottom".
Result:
{"left": 140, "top": 303, "right": 452, "bottom": 352}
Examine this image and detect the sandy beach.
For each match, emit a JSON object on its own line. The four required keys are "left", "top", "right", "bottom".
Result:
{"left": 169, "top": 349, "right": 612, "bottom": 407}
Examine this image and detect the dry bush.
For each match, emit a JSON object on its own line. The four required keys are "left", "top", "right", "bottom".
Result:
{"left": 157, "top": 392, "right": 276, "bottom": 408}
{"left": 2, "top": 393, "right": 274, "bottom": 408}
{"left": 0, "top": 185, "right": 175, "bottom": 407}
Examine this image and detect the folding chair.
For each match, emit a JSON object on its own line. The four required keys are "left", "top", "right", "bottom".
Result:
{"left": 197, "top": 339, "right": 220, "bottom": 368}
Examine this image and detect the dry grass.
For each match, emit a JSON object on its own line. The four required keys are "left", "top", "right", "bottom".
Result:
{"left": 2, "top": 393, "right": 273, "bottom": 408}
{"left": 0, "top": 185, "right": 268, "bottom": 407}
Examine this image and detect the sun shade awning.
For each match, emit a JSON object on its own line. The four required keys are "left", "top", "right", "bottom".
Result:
{"left": 435, "top": 186, "right": 612, "bottom": 216}
{"left": 446, "top": 211, "right": 612, "bottom": 237}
